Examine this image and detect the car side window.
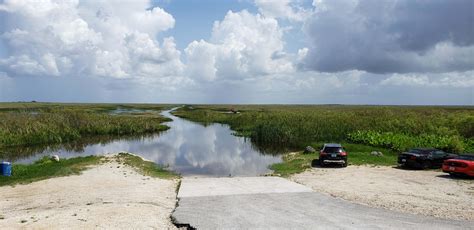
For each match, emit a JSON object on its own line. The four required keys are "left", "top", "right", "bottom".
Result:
{"left": 432, "top": 151, "right": 446, "bottom": 158}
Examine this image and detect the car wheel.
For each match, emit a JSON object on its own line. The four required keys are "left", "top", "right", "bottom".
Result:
{"left": 342, "top": 162, "right": 348, "bottom": 167}
{"left": 319, "top": 159, "right": 325, "bottom": 167}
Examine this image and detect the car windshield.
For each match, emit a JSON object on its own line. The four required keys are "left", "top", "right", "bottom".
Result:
{"left": 324, "top": 147, "right": 343, "bottom": 153}
{"left": 456, "top": 155, "right": 474, "bottom": 161}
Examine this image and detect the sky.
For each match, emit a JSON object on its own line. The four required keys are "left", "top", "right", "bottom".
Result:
{"left": 0, "top": 0, "right": 473, "bottom": 105}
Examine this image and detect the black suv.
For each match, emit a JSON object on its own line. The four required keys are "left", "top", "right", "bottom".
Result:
{"left": 319, "top": 143, "right": 348, "bottom": 167}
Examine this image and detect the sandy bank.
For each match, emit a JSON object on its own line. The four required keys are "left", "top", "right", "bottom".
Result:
{"left": 291, "top": 165, "right": 474, "bottom": 221}
{"left": 0, "top": 157, "right": 178, "bottom": 229}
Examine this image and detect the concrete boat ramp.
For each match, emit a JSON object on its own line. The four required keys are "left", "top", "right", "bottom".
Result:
{"left": 172, "top": 176, "right": 472, "bottom": 229}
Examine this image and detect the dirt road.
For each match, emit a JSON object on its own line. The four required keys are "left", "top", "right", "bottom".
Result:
{"left": 0, "top": 158, "right": 178, "bottom": 229}
{"left": 291, "top": 165, "right": 474, "bottom": 221}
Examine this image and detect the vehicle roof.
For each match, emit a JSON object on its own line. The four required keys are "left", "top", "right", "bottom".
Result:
{"left": 409, "top": 148, "right": 440, "bottom": 152}
{"left": 449, "top": 155, "right": 474, "bottom": 161}
{"left": 324, "top": 143, "right": 342, "bottom": 147}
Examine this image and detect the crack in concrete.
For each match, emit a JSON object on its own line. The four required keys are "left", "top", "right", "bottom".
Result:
{"left": 171, "top": 197, "right": 197, "bottom": 230}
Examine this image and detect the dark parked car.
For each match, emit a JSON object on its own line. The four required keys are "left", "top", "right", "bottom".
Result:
{"left": 319, "top": 143, "right": 347, "bottom": 167}
{"left": 398, "top": 148, "right": 457, "bottom": 169}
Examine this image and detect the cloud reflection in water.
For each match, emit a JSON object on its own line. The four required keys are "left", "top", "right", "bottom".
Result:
{"left": 14, "top": 110, "right": 282, "bottom": 176}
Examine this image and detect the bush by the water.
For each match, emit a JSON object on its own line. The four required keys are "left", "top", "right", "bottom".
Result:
{"left": 173, "top": 105, "right": 474, "bottom": 153}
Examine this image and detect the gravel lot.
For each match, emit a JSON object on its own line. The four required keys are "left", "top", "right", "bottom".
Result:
{"left": 291, "top": 165, "right": 474, "bottom": 221}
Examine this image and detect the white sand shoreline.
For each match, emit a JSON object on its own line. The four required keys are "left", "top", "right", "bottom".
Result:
{"left": 0, "top": 157, "right": 178, "bottom": 229}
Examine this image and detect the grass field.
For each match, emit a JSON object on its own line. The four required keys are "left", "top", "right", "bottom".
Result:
{"left": 173, "top": 105, "right": 474, "bottom": 153}
{"left": 0, "top": 103, "right": 175, "bottom": 151}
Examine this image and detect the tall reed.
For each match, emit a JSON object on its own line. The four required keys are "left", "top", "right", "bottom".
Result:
{"left": 173, "top": 105, "right": 474, "bottom": 153}
{"left": 0, "top": 109, "right": 170, "bottom": 148}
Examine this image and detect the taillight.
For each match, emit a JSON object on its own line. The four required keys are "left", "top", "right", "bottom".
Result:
{"left": 410, "top": 156, "right": 417, "bottom": 160}
{"left": 340, "top": 152, "right": 347, "bottom": 156}
{"left": 320, "top": 151, "right": 327, "bottom": 156}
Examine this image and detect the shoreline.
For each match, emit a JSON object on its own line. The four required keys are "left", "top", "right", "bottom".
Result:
{"left": 0, "top": 154, "right": 179, "bottom": 229}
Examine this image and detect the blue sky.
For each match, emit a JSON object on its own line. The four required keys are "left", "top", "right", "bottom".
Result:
{"left": 155, "top": 0, "right": 310, "bottom": 52}
{"left": 0, "top": 0, "right": 472, "bottom": 105}
{"left": 156, "top": 0, "right": 258, "bottom": 50}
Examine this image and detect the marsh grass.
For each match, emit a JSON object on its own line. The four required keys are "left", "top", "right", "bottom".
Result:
{"left": 0, "top": 103, "right": 173, "bottom": 148}
{"left": 116, "top": 153, "right": 179, "bottom": 179}
{"left": 174, "top": 105, "right": 474, "bottom": 153}
{"left": 0, "top": 155, "right": 102, "bottom": 186}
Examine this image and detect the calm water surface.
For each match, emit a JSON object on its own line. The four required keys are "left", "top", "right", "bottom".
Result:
{"left": 8, "top": 109, "right": 283, "bottom": 176}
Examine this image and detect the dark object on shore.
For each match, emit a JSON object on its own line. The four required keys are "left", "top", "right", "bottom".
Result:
{"left": 304, "top": 146, "right": 316, "bottom": 154}
{"left": 1, "top": 161, "right": 12, "bottom": 176}
{"left": 398, "top": 148, "right": 457, "bottom": 169}
{"left": 319, "top": 143, "right": 348, "bottom": 167}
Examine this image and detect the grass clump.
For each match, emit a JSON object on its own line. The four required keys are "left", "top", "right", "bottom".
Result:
{"left": 116, "top": 153, "right": 179, "bottom": 179}
{"left": 0, "top": 155, "right": 102, "bottom": 186}
{"left": 270, "top": 153, "right": 315, "bottom": 177}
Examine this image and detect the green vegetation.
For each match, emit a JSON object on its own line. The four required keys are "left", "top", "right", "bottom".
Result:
{"left": 0, "top": 103, "right": 174, "bottom": 150}
{"left": 337, "top": 143, "right": 398, "bottom": 165}
{"left": 0, "top": 102, "right": 175, "bottom": 113}
{"left": 0, "top": 155, "right": 102, "bottom": 186}
{"left": 270, "top": 153, "right": 315, "bottom": 177}
{"left": 348, "top": 130, "right": 469, "bottom": 153}
{"left": 116, "top": 152, "right": 179, "bottom": 179}
{"left": 270, "top": 143, "right": 398, "bottom": 177}
{"left": 173, "top": 105, "right": 474, "bottom": 153}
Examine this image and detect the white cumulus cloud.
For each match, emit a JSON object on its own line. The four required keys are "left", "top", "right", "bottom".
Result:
{"left": 185, "top": 10, "right": 294, "bottom": 82}
{"left": 0, "top": 0, "right": 184, "bottom": 84}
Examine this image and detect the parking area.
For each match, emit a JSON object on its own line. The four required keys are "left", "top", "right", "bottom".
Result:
{"left": 291, "top": 165, "right": 474, "bottom": 221}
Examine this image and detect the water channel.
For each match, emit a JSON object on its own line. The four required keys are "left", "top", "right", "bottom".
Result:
{"left": 3, "top": 109, "right": 283, "bottom": 176}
